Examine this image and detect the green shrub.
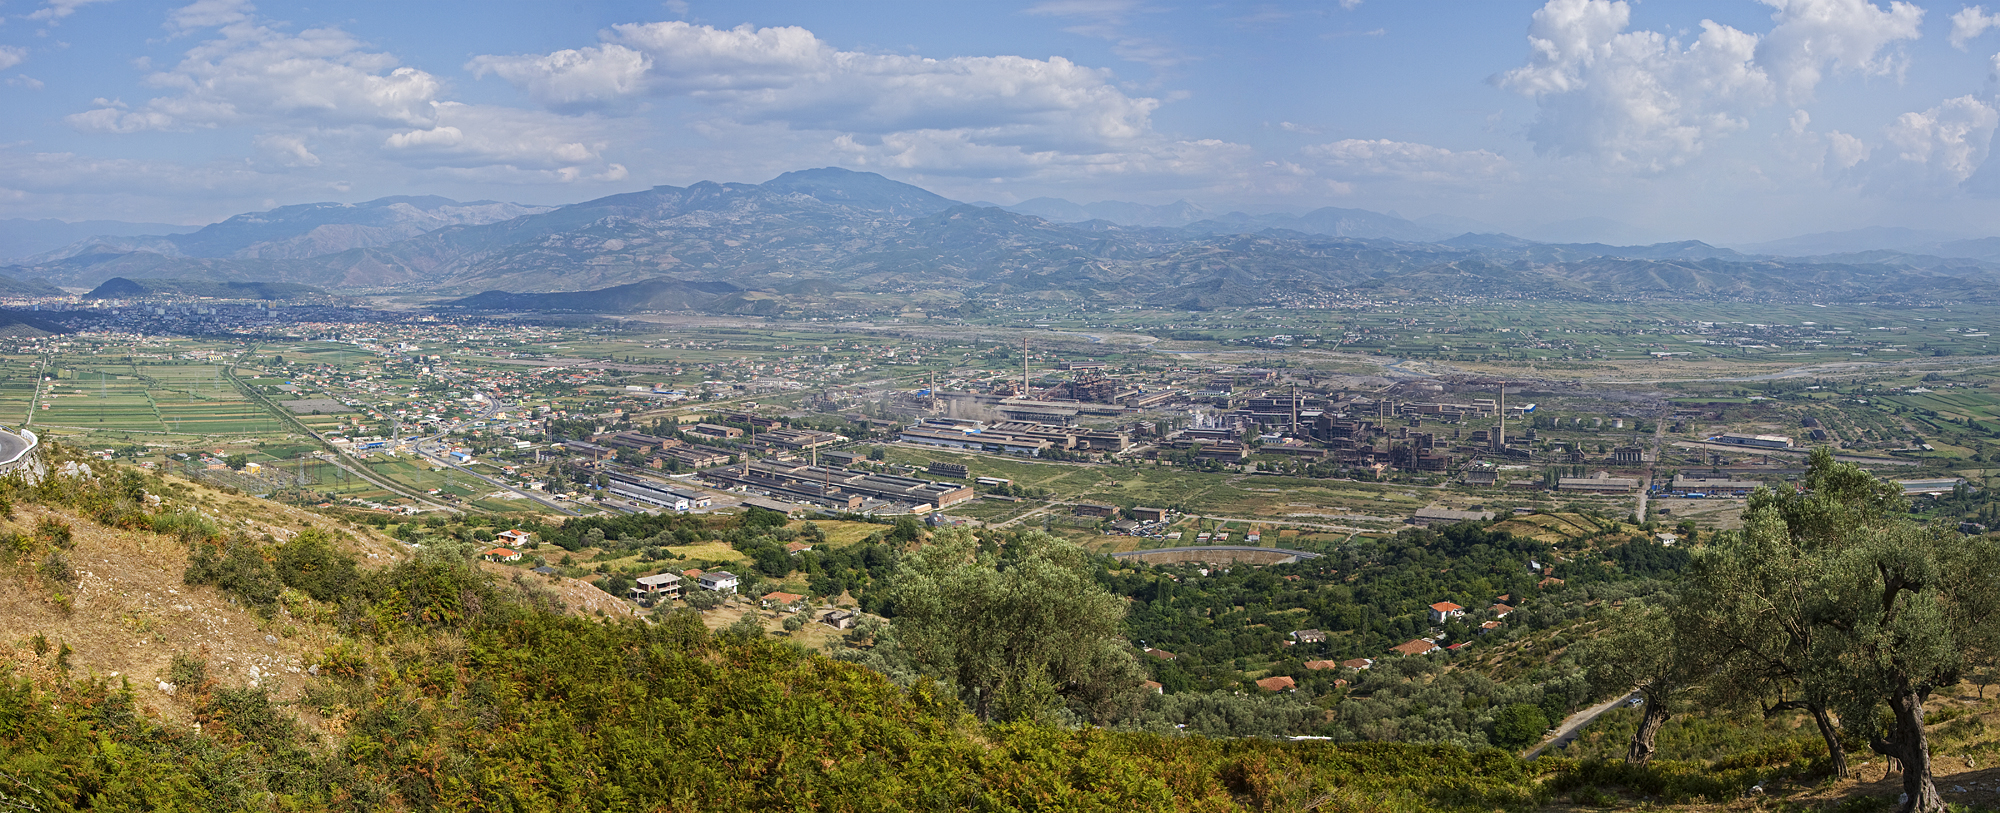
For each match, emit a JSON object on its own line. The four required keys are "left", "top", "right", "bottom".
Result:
{"left": 183, "top": 538, "right": 280, "bottom": 615}
{"left": 274, "top": 529, "right": 359, "bottom": 603}
{"left": 34, "top": 517, "right": 71, "bottom": 549}
{"left": 37, "top": 549, "right": 72, "bottom": 584}
{"left": 167, "top": 652, "right": 207, "bottom": 692}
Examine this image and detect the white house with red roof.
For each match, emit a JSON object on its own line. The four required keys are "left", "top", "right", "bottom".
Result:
{"left": 1428, "top": 601, "right": 1466, "bottom": 623}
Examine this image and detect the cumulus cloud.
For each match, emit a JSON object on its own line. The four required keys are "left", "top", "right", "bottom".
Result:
{"left": 469, "top": 19, "right": 1223, "bottom": 185}
{"left": 1499, "top": 0, "right": 1924, "bottom": 171}
{"left": 0, "top": 47, "right": 25, "bottom": 71}
{"left": 1756, "top": 0, "right": 1923, "bottom": 104}
{"left": 67, "top": 21, "right": 443, "bottom": 132}
{"left": 1497, "top": 0, "right": 1770, "bottom": 171}
{"left": 465, "top": 43, "right": 650, "bottom": 112}
{"left": 1301, "top": 139, "right": 1514, "bottom": 184}
{"left": 382, "top": 102, "right": 627, "bottom": 181}
{"left": 1952, "top": 6, "right": 2000, "bottom": 48}
{"left": 253, "top": 132, "right": 318, "bottom": 167}
{"left": 60, "top": 5, "right": 630, "bottom": 186}
{"left": 475, "top": 21, "right": 1162, "bottom": 152}
{"left": 1778, "top": 108, "right": 1871, "bottom": 174}
{"left": 1879, "top": 95, "right": 1998, "bottom": 185}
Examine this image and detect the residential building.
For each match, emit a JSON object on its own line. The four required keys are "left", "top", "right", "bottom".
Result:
{"left": 633, "top": 572, "right": 683, "bottom": 600}
{"left": 1390, "top": 639, "right": 1440, "bottom": 656}
{"left": 1254, "top": 675, "right": 1297, "bottom": 692}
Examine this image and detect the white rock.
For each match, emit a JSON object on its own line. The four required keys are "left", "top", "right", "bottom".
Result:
{"left": 158, "top": 681, "right": 175, "bottom": 696}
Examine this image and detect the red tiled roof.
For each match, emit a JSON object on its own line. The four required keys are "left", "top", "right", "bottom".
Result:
{"left": 1430, "top": 601, "right": 1464, "bottom": 612}
{"left": 483, "top": 548, "right": 518, "bottom": 558}
{"left": 1390, "top": 639, "right": 1439, "bottom": 656}
{"left": 1342, "top": 658, "right": 1374, "bottom": 670}
{"left": 1255, "top": 675, "right": 1296, "bottom": 692}
{"left": 1304, "top": 660, "right": 1340, "bottom": 671}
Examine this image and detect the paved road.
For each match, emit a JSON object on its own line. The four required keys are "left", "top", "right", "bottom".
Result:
{"left": 1524, "top": 688, "right": 1643, "bottom": 760}
{"left": 1108, "top": 545, "right": 1323, "bottom": 562}
{"left": 0, "top": 429, "right": 31, "bottom": 465}
{"left": 227, "top": 366, "right": 459, "bottom": 514}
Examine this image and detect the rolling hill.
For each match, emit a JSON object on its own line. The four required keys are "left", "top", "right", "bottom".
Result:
{"left": 9, "top": 167, "right": 2000, "bottom": 308}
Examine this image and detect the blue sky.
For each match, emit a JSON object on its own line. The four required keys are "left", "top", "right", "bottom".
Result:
{"left": 2, "top": 0, "right": 1999, "bottom": 243}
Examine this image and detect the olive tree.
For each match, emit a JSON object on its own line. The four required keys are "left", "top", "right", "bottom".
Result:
{"left": 887, "top": 529, "right": 1144, "bottom": 723}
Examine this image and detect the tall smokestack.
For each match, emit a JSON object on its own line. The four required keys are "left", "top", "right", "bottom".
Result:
{"left": 1491, "top": 382, "right": 1506, "bottom": 453}
{"left": 1022, "top": 337, "right": 1030, "bottom": 397}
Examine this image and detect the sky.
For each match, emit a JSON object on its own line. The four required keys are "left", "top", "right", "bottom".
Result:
{"left": 2, "top": 0, "right": 2000, "bottom": 244}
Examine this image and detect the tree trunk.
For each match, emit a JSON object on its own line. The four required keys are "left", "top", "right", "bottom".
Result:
{"left": 1626, "top": 698, "right": 1670, "bottom": 765}
{"left": 1871, "top": 686, "right": 1943, "bottom": 813}
{"left": 1809, "top": 704, "right": 1849, "bottom": 779}
{"left": 1771, "top": 700, "right": 1849, "bottom": 779}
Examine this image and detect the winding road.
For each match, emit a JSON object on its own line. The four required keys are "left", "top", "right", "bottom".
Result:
{"left": 1524, "top": 689, "right": 1644, "bottom": 760}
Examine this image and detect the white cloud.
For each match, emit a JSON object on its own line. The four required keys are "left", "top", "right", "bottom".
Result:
{"left": 1497, "top": 1, "right": 1771, "bottom": 171}
{"left": 1828, "top": 130, "right": 1871, "bottom": 168}
{"left": 1778, "top": 108, "right": 1871, "bottom": 173}
{"left": 0, "top": 47, "right": 24, "bottom": 70}
{"left": 1498, "top": 0, "right": 1922, "bottom": 172}
{"left": 382, "top": 102, "right": 624, "bottom": 179}
{"left": 1301, "top": 139, "right": 1514, "bottom": 184}
{"left": 27, "top": 0, "right": 113, "bottom": 23}
{"left": 55, "top": 7, "right": 631, "bottom": 188}
{"left": 1880, "top": 94, "right": 1998, "bottom": 185}
{"left": 1952, "top": 5, "right": 2000, "bottom": 49}
{"left": 1755, "top": 0, "right": 1923, "bottom": 105}
{"left": 7, "top": 75, "right": 44, "bottom": 89}
{"left": 1277, "top": 121, "right": 1321, "bottom": 134}
{"left": 474, "top": 19, "right": 1163, "bottom": 152}
{"left": 253, "top": 132, "right": 319, "bottom": 167}
{"left": 67, "top": 21, "right": 443, "bottom": 132}
{"left": 168, "top": 0, "right": 251, "bottom": 34}
{"left": 470, "top": 19, "right": 1206, "bottom": 183}
{"left": 465, "top": 44, "right": 650, "bottom": 112}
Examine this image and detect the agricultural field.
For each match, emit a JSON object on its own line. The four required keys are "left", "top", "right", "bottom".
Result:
{"left": 37, "top": 365, "right": 165, "bottom": 432}
{"left": 0, "top": 355, "right": 40, "bottom": 425}
{"left": 28, "top": 360, "right": 290, "bottom": 440}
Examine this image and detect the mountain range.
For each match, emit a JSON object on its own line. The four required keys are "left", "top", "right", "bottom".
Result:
{"left": 13, "top": 167, "right": 2000, "bottom": 312}
{"left": 0, "top": 218, "right": 197, "bottom": 263}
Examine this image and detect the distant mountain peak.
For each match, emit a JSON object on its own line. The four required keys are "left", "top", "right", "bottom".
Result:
{"left": 758, "top": 167, "right": 958, "bottom": 216}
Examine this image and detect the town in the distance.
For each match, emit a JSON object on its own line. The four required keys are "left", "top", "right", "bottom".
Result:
{"left": 6, "top": 169, "right": 2000, "bottom": 811}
